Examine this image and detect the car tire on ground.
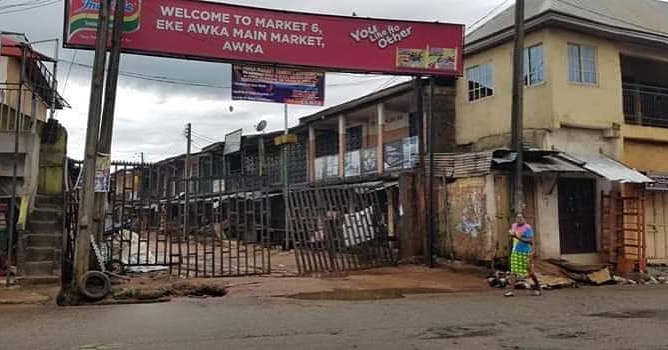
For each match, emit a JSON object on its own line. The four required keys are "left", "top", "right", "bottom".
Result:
{"left": 79, "top": 271, "right": 111, "bottom": 301}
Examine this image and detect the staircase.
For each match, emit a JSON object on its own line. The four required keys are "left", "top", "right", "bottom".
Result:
{"left": 17, "top": 195, "right": 63, "bottom": 285}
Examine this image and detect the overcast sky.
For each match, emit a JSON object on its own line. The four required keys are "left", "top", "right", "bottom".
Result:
{"left": 1, "top": 0, "right": 505, "bottom": 161}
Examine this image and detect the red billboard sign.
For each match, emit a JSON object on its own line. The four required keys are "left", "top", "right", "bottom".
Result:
{"left": 64, "top": 0, "right": 464, "bottom": 76}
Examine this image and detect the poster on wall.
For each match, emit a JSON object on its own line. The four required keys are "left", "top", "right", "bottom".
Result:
{"left": 361, "top": 148, "right": 377, "bottom": 175}
{"left": 345, "top": 150, "right": 361, "bottom": 177}
{"left": 325, "top": 155, "right": 338, "bottom": 178}
{"left": 403, "top": 136, "right": 418, "bottom": 169}
{"left": 383, "top": 140, "right": 404, "bottom": 170}
{"left": 232, "top": 64, "right": 325, "bottom": 106}
{"left": 94, "top": 153, "right": 111, "bottom": 193}
{"left": 64, "top": 0, "right": 464, "bottom": 76}
{"left": 314, "top": 157, "right": 326, "bottom": 181}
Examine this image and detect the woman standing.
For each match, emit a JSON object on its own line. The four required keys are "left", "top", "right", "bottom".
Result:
{"left": 505, "top": 213, "right": 541, "bottom": 297}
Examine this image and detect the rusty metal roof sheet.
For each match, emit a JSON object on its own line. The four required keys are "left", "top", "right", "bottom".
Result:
{"left": 525, "top": 156, "right": 586, "bottom": 173}
{"left": 425, "top": 151, "right": 494, "bottom": 178}
{"left": 556, "top": 153, "right": 653, "bottom": 184}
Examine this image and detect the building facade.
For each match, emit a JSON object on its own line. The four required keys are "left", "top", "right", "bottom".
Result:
{"left": 456, "top": 0, "right": 668, "bottom": 269}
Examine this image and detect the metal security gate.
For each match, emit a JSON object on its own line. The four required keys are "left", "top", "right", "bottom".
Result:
{"left": 64, "top": 161, "right": 272, "bottom": 279}
{"left": 287, "top": 183, "right": 395, "bottom": 274}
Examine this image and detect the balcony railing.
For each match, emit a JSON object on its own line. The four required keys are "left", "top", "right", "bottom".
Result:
{"left": 623, "top": 83, "right": 668, "bottom": 128}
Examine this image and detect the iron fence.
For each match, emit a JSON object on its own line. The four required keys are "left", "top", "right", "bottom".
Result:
{"left": 64, "top": 161, "right": 273, "bottom": 279}
{"left": 287, "top": 183, "right": 396, "bottom": 275}
{"left": 623, "top": 82, "right": 668, "bottom": 129}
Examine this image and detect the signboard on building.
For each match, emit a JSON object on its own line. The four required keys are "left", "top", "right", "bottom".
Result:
{"left": 64, "top": 0, "right": 464, "bottom": 76}
{"left": 232, "top": 64, "right": 325, "bottom": 106}
{"left": 345, "top": 150, "right": 361, "bottom": 177}
{"left": 361, "top": 148, "right": 378, "bottom": 175}
{"left": 223, "top": 129, "right": 242, "bottom": 155}
{"left": 384, "top": 137, "right": 418, "bottom": 171}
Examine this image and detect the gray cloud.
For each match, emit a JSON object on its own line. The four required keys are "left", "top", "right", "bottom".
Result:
{"left": 1, "top": 0, "right": 505, "bottom": 161}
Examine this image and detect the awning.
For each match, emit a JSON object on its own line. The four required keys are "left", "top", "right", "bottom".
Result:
{"left": 525, "top": 156, "right": 586, "bottom": 174}
{"left": 555, "top": 153, "right": 654, "bottom": 184}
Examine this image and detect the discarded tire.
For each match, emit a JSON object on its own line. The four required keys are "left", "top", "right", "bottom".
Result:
{"left": 79, "top": 271, "right": 111, "bottom": 301}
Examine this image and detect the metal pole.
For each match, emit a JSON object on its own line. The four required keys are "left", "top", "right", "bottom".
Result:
{"left": 92, "top": 0, "right": 126, "bottom": 245}
{"left": 73, "top": 0, "right": 111, "bottom": 290}
{"left": 6, "top": 45, "right": 26, "bottom": 286}
{"left": 183, "top": 123, "right": 191, "bottom": 240}
{"left": 414, "top": 76, "right": 428, "bottom": 264}
{"left": 282, "top": 104, "right": 289, "bottom": 250}
{"left": 511, "top": 0, "right": 526, "bottom": 215}
{"left": 428, "top": 76, "right": 436, "bottom": 268}
{"left": 49, "top": 39, "right": 59, "bottom": 120}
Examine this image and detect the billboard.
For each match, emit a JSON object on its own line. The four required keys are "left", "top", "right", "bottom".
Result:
{"left": 232, "top": 64, "right": 325, "bottom": 106}
{"left": 64, "top": 0, "right": 464, "bottom": 76}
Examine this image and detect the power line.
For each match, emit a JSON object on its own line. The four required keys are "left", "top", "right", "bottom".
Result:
{"left": 59, "top": 58, "right": 392, "bottom": 90}
{"left": 468, "top": 0, "right": 512, "bottom": 31}
{"left": 62, "top": 50, "right": 78, "bottom": 95}
{"left": 0, "top": 0, "right": 59, "bottom": 15}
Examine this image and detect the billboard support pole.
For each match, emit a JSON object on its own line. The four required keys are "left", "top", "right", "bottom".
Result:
{"left": 74, "top": 0, "right": 111, "bottom": 295}
{"left": 282, "top": 104, "right": 290, "bottom": 250}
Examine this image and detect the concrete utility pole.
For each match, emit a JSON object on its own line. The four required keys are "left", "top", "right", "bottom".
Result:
{"left": 92, "top": 0, "right": 126, "bottom": 245}
{"left": 510, "top": 0, "right": 526, "bottom": 216}
{"left": 183, "top": 123, "right": 191, "bottom": 240}
{"left": 73, "top": 0, "right": 111, "bottom": 289}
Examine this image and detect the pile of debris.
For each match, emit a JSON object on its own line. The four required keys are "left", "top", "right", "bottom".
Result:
{"left": 488, "top": 259, "right": 615, "bottom": 290}
{"left": 614, "top": 265, "right": 668, "bottom": 285}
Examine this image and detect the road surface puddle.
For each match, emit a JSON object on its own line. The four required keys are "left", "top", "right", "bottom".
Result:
{"left": 588, "top": 309, "right": 668, "bottom": 320}
{"left": 285, "top": 288, "right": 451, "bottom": 301}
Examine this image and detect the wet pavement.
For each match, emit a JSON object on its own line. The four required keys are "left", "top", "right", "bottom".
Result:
{"left": 1, "top": 285, "right": 668, "bottom": 349}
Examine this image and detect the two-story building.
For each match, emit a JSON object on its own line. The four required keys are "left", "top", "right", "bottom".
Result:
{"left": 457, "top": 0, "right": 668, "bottom": 270}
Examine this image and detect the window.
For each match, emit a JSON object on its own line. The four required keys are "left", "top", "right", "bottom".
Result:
{"left": 467, "top": 63, "right": 494, "bottom": 101}
{"left": 568, "top": 44, "right": 597, "bottom": 84}
{"left": 524, "top": 44, "right": 545, "bottom": 86}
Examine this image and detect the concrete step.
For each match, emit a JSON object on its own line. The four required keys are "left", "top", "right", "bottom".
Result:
{"left": 22, "top": 261, "right": 55, "bottom": 276}
{"left": 29, "top": 220, "right": 59, "bottom": 234}
{"left": 31, "top": 207, "right": 60, "bottom": 222}
{"left": 25, "top": 234, "right": 62, "bottom": 248}
{"left": 17, "top": 275, "right": 60, "bottom": 286}
{"left": 34, "top": 195, "right": 62, "bottom": 207}
{"left": 25, "top": 247, "right": 59, "bottom": 262}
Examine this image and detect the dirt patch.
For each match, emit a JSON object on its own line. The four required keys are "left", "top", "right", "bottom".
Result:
{"left": 113, "top": 281, "right": 227, "bottom": 301}
{"left": 420, "top": 324, "right": 498, "bottom": 339}
{"left": 587, "top": 309, "right": 668, "bottom": 321}
{"left": 284, "top": 288, "right": 451, "bottom": 301}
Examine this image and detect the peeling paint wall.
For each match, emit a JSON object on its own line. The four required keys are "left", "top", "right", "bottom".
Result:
{"left": 446, "top": 175, "right": 495, "bottom": 262}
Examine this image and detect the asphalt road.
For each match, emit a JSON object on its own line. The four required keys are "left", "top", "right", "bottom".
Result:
{"left": 1, "top": 285, "right": 668, "bottom": 350}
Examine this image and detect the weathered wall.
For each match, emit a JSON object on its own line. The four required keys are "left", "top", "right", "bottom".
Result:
{"left": 535, "top": 174, "right": 560, "bottom": 259}
{"left": 37, "top": 122, "right": 67, "bottom": 195}
{"left": 456, "top": 30, "right": 554, "bottom": 146}
{"left": 546, "top": 126, "right": 621, "bottom": 159}
{"left": 446, "top": 175, "right": 495, "bottom": 262}
{"left": 624, "top": 139, "right": 668, "bottom": 173}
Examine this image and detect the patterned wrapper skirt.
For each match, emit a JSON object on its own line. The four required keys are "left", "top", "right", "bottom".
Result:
{"left": 510, "top": 251, "right": 530, "bottom": 277}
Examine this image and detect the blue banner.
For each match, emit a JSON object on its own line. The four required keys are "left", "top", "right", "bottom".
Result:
{"left": 232, "top": 65, "right": 325, "bottom": 106}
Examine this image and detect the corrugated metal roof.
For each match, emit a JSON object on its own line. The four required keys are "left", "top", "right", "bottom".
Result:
{"left": 525, "top": 156, "right": 586, "bottom": 173}
{"left": 424, "top": 151, "right": 493, "bottom": 178}
{"left": 466, "top": 0, "right": 668, "bottom": 51}
{"left": 556, "top": 153, "right": 653, "bottom": 184}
